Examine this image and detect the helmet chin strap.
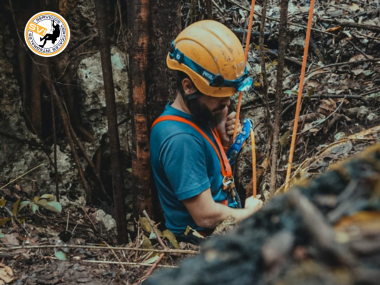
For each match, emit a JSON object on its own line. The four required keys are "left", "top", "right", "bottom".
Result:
{"left": 181, "top": 89, "right": 202, "bottom": 107}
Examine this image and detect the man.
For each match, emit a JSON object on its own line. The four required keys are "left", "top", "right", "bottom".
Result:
{"left": 39, "top": 20, "right": 60, "bottom": 48}
{"left": 150, "top": 20, "right": 262, "bottom": 244}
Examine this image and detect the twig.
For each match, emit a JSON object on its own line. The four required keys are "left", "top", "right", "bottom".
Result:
{"left": 359, "top": 87, "right": 380, "bottom": 97}
{"left": 141, "top": 211, "right": 168, "bottom": 280}
{"left": 321, "top": 19, "right": 380, "bottom": 33}
{"left": 0, "top": 244, "right": 198, "bottom": 254}
{"left": 0, "top": 164, "right": 45, "bottom": 190}
{"left": 142, "top": 210, "right": 168, "bottom": 250}
{"left": 81, "top": 259, "right": 176, "bottom": 268}
{"left": 308, "top": 58, "right": 380, "bottom": 73}
{"left": 141, "top": 253, "right": 165, "bottom": 281}
{"left": 103, "top": 240, "right": 126, "bottom": 270}
{"left": 348, "top": 40, "right": 369, "bottom": 59}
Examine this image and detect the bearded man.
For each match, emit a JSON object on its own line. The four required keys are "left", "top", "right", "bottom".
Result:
{"left": 150, "top": 20, "right": 262, "bottom": 244}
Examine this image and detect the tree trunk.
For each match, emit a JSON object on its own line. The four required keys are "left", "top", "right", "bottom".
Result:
{"left": 269, "top": 0, "right": 289, "bottom": 196}
{"left": 127, "top": 0, "right": 152, "bottom": 217}
{"left": 94, "top": 0, "right": 127, "bottom": 244}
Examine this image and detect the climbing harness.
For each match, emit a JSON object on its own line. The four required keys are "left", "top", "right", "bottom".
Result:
{"left": 152, "top": 115, "right": 241, "bottom": 208}
{"left": 285, "top": 0, "right": 317, "bottom": 192}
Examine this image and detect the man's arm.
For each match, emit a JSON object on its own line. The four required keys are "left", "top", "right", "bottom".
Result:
{"left": 182, "top": 188, "right": 262, "bottom": 229}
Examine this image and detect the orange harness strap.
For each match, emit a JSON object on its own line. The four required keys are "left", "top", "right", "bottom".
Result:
{"left": 152, "top": 115, "right": 232, "bottom": 178}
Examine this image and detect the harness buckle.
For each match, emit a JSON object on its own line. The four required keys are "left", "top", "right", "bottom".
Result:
{"left": 222, "top": 176, "right": 235, "bottom": 193}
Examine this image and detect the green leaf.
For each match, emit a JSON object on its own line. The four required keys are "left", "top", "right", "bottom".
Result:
{"left": 32, "top": 204, "right": 39, "bottom": 213}
{"left": 35, "top": 200, "right": 62, "bottom": 213}
{"left": 307, "top": 87, "right": 315, "bottom": 99}
{"left": 284, "top": 90, "right": 298, "bottom": 95}
{"left": 40, "top": 194, "right": 56, "bottom": 201}
{"left": 0, "top": 217, "right": 11, "bottom": 227}
{"left": 142, "top": 235, "right": 153, "bottom": 249}
{"left": 12, "top": 198, "right": 20, "bottom": 216}
{"left": 0, "top": 197, "right": 6, "bottom": 208}
{"left": 19, "top": 201, "right": 31, "bottom": 212}
{"left": 162, "top": 229, "right": 180, "bottom": 249}
{"left": 55, "top": 251, "right": 67, "bottom": 260}
{"left": 149, "top": 232, "right": 157, "bottom": 239}
{"left": 0, "top": 229, "right": 4, "bottom": 238}
{"left": 143, "top": 254, "right": 159, "bottom": 264}
{"left": 126, "top": 168, "right": 132, "bottom": 173}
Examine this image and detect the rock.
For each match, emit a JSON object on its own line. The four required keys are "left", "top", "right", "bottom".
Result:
{"left": 94, "top": 210, "right": 117, "bottom": 232}
{"left": 357, "top": 106, "right": 369, "bottom": 121}
{"left": 367, "top": 113, "right": 377, "bottom": 121}
{"left": 77, "top": 47, "right": 130, "bottom": 159}
{"left": 334, "top": 132, "right": 345, "bottom": 141}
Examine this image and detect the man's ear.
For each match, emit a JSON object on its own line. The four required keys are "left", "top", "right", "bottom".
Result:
{"left": 182, "top": 78, "right": 197, "bottom": 95}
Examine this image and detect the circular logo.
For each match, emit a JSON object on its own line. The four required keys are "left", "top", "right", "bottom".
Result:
{"left": 24, "top": 11, "right": 70, "bottom": 57}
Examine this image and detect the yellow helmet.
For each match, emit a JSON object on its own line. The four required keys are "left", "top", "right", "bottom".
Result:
{"left": 167, "top": 20, "right": 252, "bottom": 98}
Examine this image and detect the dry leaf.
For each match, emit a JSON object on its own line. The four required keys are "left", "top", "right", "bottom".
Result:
{"left": 349, "top": 3, "right": 360, "bottom": 11}
{"left": 0, "top": 264, "right": 14, "bottom": 284}
{"left": 349, "top": 54, "right": 374, "bottom": 62}
{"left": 318, "top": 99, "right": 337, "bottom": 116}
{"left": 325, "top": 26, "right": 342, "bottom": 33}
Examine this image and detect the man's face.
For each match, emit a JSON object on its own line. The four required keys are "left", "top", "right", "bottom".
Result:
{"left": 187, "top": 94, "right": 231, "bottom": 129}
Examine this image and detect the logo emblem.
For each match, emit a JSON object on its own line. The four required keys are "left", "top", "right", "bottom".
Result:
{"left": 24, "top": 11, "right": 70, "bottom": 57}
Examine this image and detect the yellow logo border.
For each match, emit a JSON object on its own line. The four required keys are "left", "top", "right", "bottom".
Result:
{"left": 24, "top": 11, "right": 70, "bottom": 57}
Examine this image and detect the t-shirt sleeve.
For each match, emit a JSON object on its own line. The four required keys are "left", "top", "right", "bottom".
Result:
{"left": 160, "top": 133, "right": 211, "bottom": 201}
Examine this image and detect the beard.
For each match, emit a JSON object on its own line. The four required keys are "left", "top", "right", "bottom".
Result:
{"left": 187, "top": 96, "right": 226, "bottom": 129}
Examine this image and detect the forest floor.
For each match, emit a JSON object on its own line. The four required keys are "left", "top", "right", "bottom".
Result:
{"left": 1, "top": 0, "right": 380, "bottom": 284}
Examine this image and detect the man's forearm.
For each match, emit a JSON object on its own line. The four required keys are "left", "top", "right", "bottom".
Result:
{"left": 199, "top": 203, "right": 257, "bottom": 229}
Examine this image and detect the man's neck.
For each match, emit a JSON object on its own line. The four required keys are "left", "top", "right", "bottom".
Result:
{"left": 171, "top": 93, "right": 191, "bottom": 115}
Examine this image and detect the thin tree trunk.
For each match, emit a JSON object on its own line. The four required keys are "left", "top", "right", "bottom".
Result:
{"left": 269, "top": 0, "right": 289, "bottom": 196}
{"left": 205, "top": 0, "right": 212, "bottom": 19}
{"left": 94, "top": 0, "right": 127, "bottom": 244}
{"left": 127, "top": 0, "right": 152, "bottom": 217}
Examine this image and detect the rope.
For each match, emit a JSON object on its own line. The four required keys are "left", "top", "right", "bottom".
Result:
{"left": 233, "top": 0, "right": 257, "bottom": 197}
{"left": 284, "top": 0, "right": 316, "bottom": 192}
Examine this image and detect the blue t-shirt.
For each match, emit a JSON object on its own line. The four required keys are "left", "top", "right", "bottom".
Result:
{"left": 150, "top": 102, "right": 237, "bottom": 234}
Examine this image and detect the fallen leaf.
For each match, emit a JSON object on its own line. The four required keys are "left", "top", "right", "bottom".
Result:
{"left": 55, "top": 251, "right": 68, "bottom": 260}
{"left": 1, "top": 234, "right": 20, "bottom": 246}
{"left": 0, "top": 264, "right": 14, "bottom": 283}
{"left": 162, "top": 229, "right": 180, "bottom": 249}
{"left": 0, "top": 198, "right": 5, "bottom": 208}
{"left": 349, "top": 54, "right": 374, "bottom": 62}
{"left": 318, "top": 99, "right": 336, "bottom": 116}
{"left": 143, "top": 254, "right": 160, "bottom": 264}
{"left": 12, "top": 199, "right": 20, "bottom": 216}
{"left": 325, "top": 26, "right": 342, "bottom": 33}
{"left": 349, "top": 3, "right": 360, "bottom": 11}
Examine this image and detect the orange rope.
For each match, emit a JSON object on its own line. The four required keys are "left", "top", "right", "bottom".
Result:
{"left": 233, "top": 0, "right": 256, "bottom": 139}
{"left": 250, "top": 129, "right": 257, "bottom": 197}
{"left": 284, "top": 0, "right": 316, "bottom": 192}
{"left": 232, "top": 0, "right": 257, "bottom": 199}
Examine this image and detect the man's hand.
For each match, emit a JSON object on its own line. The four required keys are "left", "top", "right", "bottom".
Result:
{"left": 216, "top": 111, "right": 241, "bottom": 147}
{"left": 244, "top": 196, "right": 263, "bottom": 213}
